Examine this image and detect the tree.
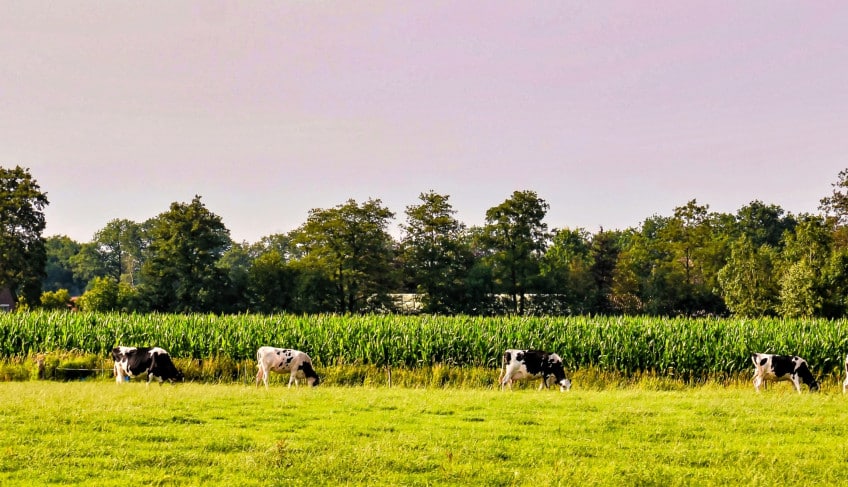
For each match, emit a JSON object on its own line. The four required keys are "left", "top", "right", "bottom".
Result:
{"left": 68, "top": 242, "right": 107, "bottom": 287}
{"left": 139, "top": 196, "right": 231, "bottom": 312}
{"left": 776, "top": 214, "right": 831, "bottom": 318}
{"left": 819, "top": 168, "right": 848, "bottom": 225}
{"left": 291, "top": 198, "right": 396, "bottom": 313}
{"left": 609, "top": 203, "right": 731, "bottom": 317}
{"left": 609, "top": 227, "right": 654, "bottom": 315}
{"left": 93, "top": 219, "right": 146, "bottom": 285}
{"left": 778, "top": 261, "right": 819, "bottom": 318}
{"left": 717, "top": 236, "right": 779, "bottom": 317}
{"left": 590, "top": 228, "right": 622, "bottom": 314}
{"left": 734, "top": 200, "right": 795, "bottom": 248}
{"left": 0, "top": 165, "right": 49, "bottom": 306}
{"left": 247, "top": 250, "right": 296, "bottom": 313}
{"left": 655, "top": 201, "right": 729, "bottom": 315}
{"left": 400, "top": 191, "right": 472, "bottom": 313}
{"left": 482, "top": 190, "right": 549, "bottom": 314}
{"left": 44, "top": 236, "right": 85, "bottom": 295}
{"left": 540, "top": 227, "right": 596, "bottom": 314}
{"left": 40, "top": 288, "right": 71, "bottom": 310}
{"left": 217, "top": 241, "right": 253, "bottom": 313}
{"left": 76, "top": 276, "right": 119, "bottom": 312}
{"left": 821, "top": 249, "right": 848, "bottom": 317}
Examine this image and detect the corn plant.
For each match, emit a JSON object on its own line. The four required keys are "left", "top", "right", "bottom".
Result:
{"left": 2, "top": 311, "right": 848, "bottom": 380}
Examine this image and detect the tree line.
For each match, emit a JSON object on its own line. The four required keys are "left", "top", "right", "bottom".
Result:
{"left": 5, "top": 164, "right": 848, "bottom": 318}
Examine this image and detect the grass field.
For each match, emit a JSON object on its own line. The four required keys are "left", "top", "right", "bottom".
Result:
{"left": 2, "top": 381, "right": 848, "bottom": 486}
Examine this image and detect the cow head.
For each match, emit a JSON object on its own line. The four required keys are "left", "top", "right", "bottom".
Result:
{"left": 793, "top": 356, "right": 819, "bottom": 392}
{"left": 308, "top": 375, "right": 321, "bottom": 387}
{"left": 546, "top": 354, "right": 572, "bottom": 392}
{"left": 801, "top": 373, "right": 819, "bottom": 392}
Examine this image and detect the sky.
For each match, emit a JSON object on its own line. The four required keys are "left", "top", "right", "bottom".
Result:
{"left": 2, "top": 1, "right": 847, "bottom": 243}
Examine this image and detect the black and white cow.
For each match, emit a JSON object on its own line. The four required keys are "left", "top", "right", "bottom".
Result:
{"left": 112, "top": 346, "right": 184, "bottom": 385}
{"left": 751, "top": 353, "right": 818, "bottom": 393}
{"left": 256, "top": 346, "right": 321, "bottom": 388}
{"left": 842, "top": 353, "right": 848, "bottom": 394}
{"left": 499, "top": 349, "right": 572, "bottom": 392}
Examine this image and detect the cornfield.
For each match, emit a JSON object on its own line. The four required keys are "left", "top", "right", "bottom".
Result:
{"left": 2, "top": 311, "right": 848, "bottom": 379}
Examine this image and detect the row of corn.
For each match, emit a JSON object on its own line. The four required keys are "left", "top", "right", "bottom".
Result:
{"left": 2, "top": 311, "right": 847, "bottom": 379}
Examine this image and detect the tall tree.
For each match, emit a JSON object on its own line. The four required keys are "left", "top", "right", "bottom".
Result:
{"left": 44, "top": 235, "right": 85, "bottom": 295}
{"left": 590, "top": 228, "right": 622, "bottom": 314}
{"left": 400, "top": 191, "right": 472, "bottom": 313}
{"left": 819, "top": 168, "right": 848, "bottom": 225}
{"left": 291, "top": 198, "right": 396, "bottom": 313}
{"left": 217, "top": 241, "right": 253, "bottom": 313}
{"left": 540, "top": 227, "right": 596, "bottom": 314}
{"left": 734, "top": 200, "right": 796, "bottom": 248}
{"left": 93, "top": 219, "right": 145, "bottom": 285}
{"left": 139, "top": 196, "right": 231, "bottom": 312}
{"left": 247, "top": 249, "right": 297, "bottom": 313}
{"left": 777, "top": 214, "right": 831, "bottom": 318}
{"left": 482, "top": 190, "right": 549, "bottom": 314}
{"left": 0, "top": 166, "right": 49, "bottom": 306}
{"left": 660, "top": 200, "right": 728, "bottom": 315}
{"left": 717, "top": 235, "right": 779, "bottom": 316}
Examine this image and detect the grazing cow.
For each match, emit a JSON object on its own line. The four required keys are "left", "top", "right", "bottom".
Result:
{"left": 843, "top": 353, "right": 848, "bottom": 394}
{"left": 112, "top": 346, "right": 184, "bottom": 385}
{"left": 256, "top": 347, "right": 320, "bottom": 388}
{"left": 751, "top": 353, "right": 818, "bottom": 393}
{"left": 499, "top": 349, "right": 572, "bottom": 392}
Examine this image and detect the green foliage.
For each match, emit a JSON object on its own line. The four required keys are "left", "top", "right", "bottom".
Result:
{"left": 92, "top": 218, "right": 145, "bottom": 284}
{"left": 292, "top": 198, "right": 397, "bottom": 312}
{"left": 139, "top": 196, "right": 231, "bottom": 312}
{"left": 778, "top": 261, "right": 820, "bottom": 318}
{"left": 76, "top": 277, "right": 119, "bottom": 312}
{"left": 482, "top": 190, "right": 550, "bottom": 314}
{"left": 400, "top": 191, "right": 473, "bottom": 313}
{"left": 718, "top": 236, "right": 779, "bottom": 316}
{"left": 21, "top": 168, "right": 848, "bottom": 319}
{"left": 246, "top": 250, "right": 294, "bottom": 313}
{"left": 39, "top": 288, "right": 71, "bottom": 310}
{"left": 819, "top": 167, "right": 848, "bottom": 225}
{"left": 43, "top": 236, "right": 84, "bottom": 295}
{"left": 0, "top": 165, "right": 49, "bottom": 305}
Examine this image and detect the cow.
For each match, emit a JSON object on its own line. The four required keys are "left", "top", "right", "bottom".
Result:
{"left": 112, "top": 346, "right": 184, "bottom": 385}
{"left": 499, "top": 349, "right": 571, "bottom": 392}
{"left": 256, "top": 347, "right": 320, "bottom": 388}
{"left": 751, "top": 353, "right": 818, "bottom": 393}
{"left": 843, "top": 353, "right": 848, "bottom": 394}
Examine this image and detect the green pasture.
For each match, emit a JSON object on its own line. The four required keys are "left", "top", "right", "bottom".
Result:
{"left": 2, "top": 382, "right": 848, "bottom": 486}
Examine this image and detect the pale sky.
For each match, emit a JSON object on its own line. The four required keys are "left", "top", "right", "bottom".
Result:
{"left": 2, "top": 1, "right": 847, "bottom": 243}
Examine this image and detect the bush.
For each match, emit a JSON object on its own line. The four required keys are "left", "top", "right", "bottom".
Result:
{"left": 40, "top": 289, "right": 71, "bottom": 310}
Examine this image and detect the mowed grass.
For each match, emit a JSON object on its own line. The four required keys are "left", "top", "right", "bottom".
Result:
{"left": 2, "top": 381, "right": 848, "bottom": 486}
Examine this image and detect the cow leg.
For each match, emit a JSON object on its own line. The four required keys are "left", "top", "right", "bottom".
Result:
{"left": 288, "top": 371, "right": 297, "bottom": 387}
{"left": 538, "top": 376, "right": 548, "bottom": 391}
{"left": 753, "top": 375, "right": 763, "bottom": 392}
{"left": 255, "top": 366, "right": 264, "bottom": 387}
{"left": 114, "top": 364, "right": 124, "bottom": 384}
{"left": 262, "top": 365, "right": 271, "bottom": 389}
{"left": 843, "top": 374, "right": 848, "bottom": 394}
{"left": 791, "top": 375, "right": 802, "bottom": 393}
